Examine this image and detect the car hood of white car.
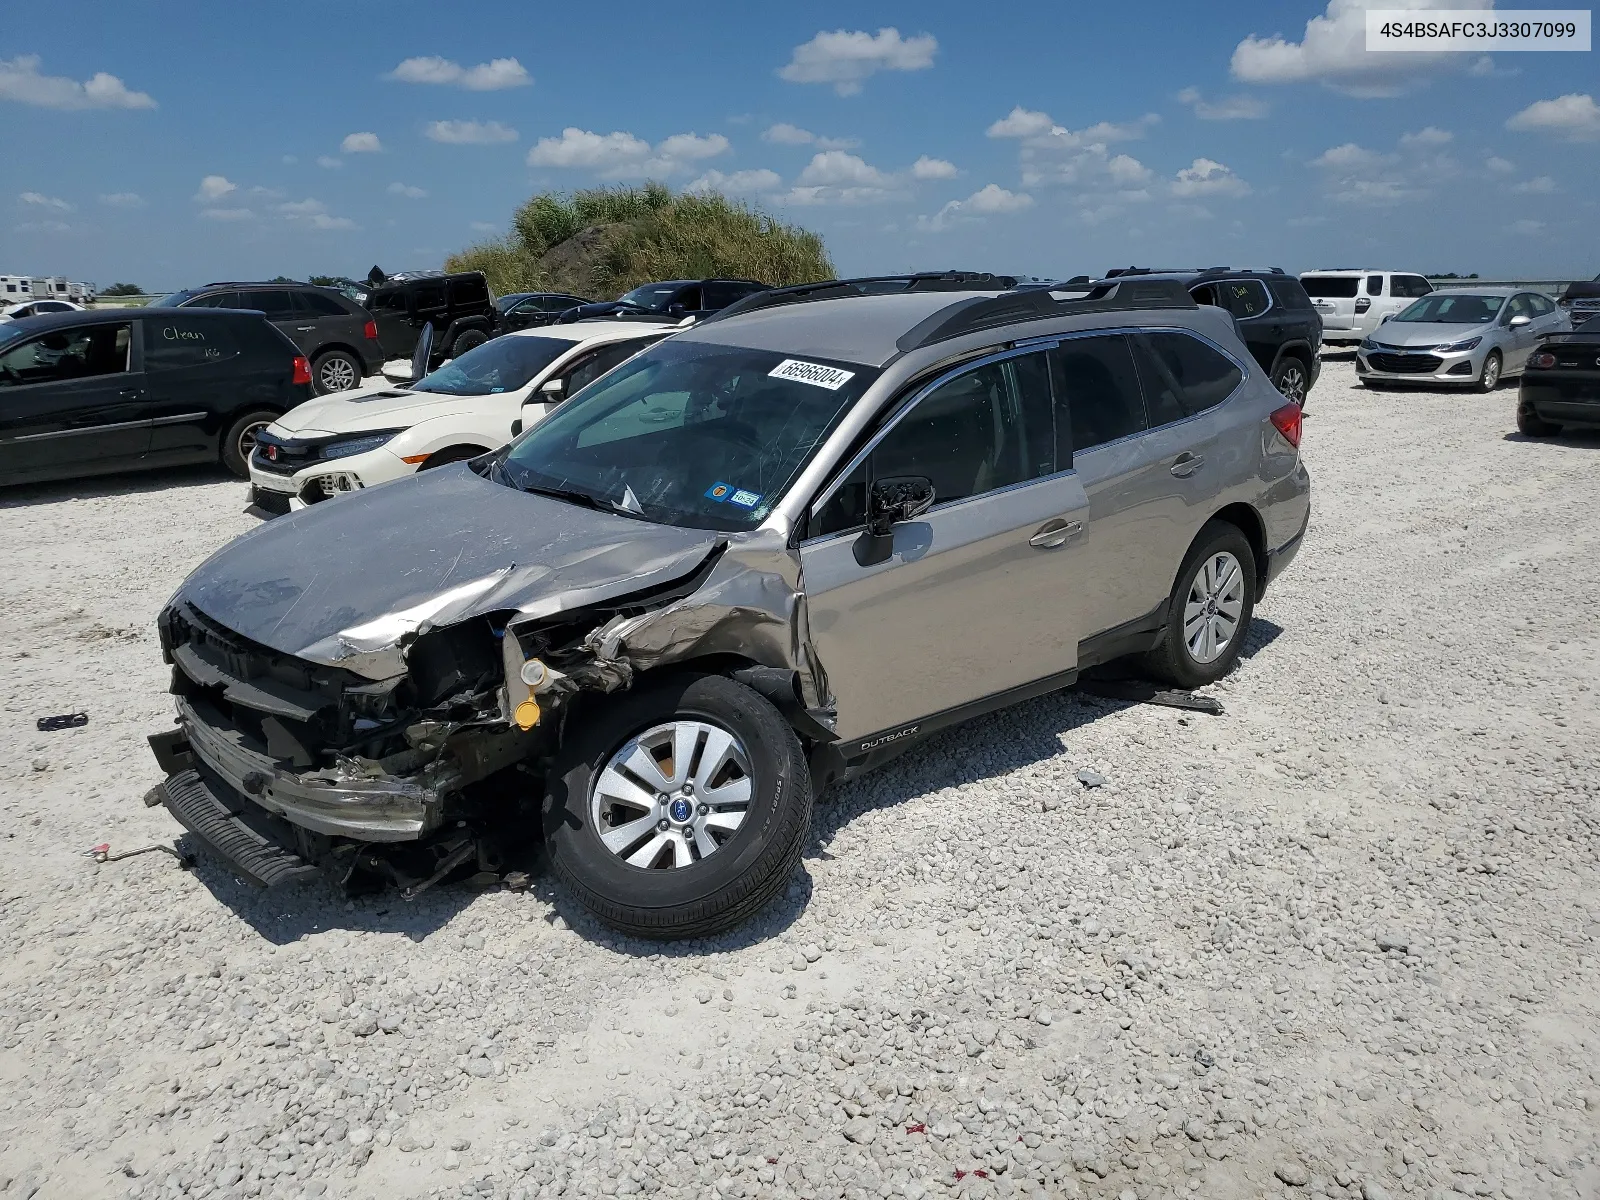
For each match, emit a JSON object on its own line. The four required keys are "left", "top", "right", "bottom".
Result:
{"left": 1371, "top": 322, "right": 1501, "bottom": 347}
{"left": 271, "top": 383, "right": 524, "bottom": 437}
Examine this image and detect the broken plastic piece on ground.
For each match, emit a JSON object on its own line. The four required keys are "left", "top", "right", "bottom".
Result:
{"left": 85, "top": 840, "right": 193, "bottom": 868}
{"left": 502, "top": 870, "right": 532, "bottom": 892}
{"left": 1075, "top": 678, "right": 1224, "bottom": 715}
{"left": 905, "top": 1122, "right": 926, "bottom": 1134}
{"left": 37, "top": 712, "right": 88, "bottom": 732}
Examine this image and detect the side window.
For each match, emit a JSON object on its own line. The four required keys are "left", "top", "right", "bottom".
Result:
{"left": 1366, "top": 275, "right": 1385, "bottom": 296}
{"left": 1393, "top": 275, "right": 1431, "bottom": 298}
{"left": 870, "top": 352, "right": 1055, "bottom": 510}
{"left": 0, "top": 323, "right": 131, "bottom": 387}
{"left": 1268, "top": 280, "right": 1314, "bottom": 309}
{"left": 1528, "top": 294, "right": 1555, "bottom": 316}
{"left": 1504, "top": 295, "right": 1533, "bottom": 323}
{"left": 449, "top": 276, "right": 490, "bottom": 307}
{"left": 184, "top": 291, "right": 240, "bottom": 309}
{"left": 673, "top": 286, "right": 703, "bottom": 311}
{"left": 1134, "top": 332, "right": 1242, "bottom": 417}
{"left": 239, "top": 289, "right": 296, "bottom": 317}
{"left": 1219, "top": 280, "right": 1270, "bottom": 318}
{"left": 1052, "top": 334, "right": 1147, "bottom": 450}
{"left": 412, "top": 284, "right": 447, "bottom": 312}
{"left": 541, "top": 295, "right": 582, "bottom": 312}
{"left": 144, "top": 318, "right": 240, "bottom": 369}
{"left": 296, "top": 291, "right": 348, "bottom": 317}
{"left": 812, "top": 459, "right": 868, "bottom": 537}
{"left": 369, "top": 289, "right": 406, "bottom": 312}
{"left": 701, "top": 282, "right": 757, "bottom": 309}
{"left": 564, "top": 340, "right": 650, "bottom": 396}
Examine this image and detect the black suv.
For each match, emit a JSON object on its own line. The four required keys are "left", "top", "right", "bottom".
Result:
{"left": 556, "top": 278, "right": 769, "bottom": 324}
{"left": 0, "top": 307, "right": 310, "bottom": 486}
{"left": 154, "top": 282, "right": 381, "bottom": 396}
{"left": 359, "top": 269, "right": 499, "bottom": 367}
{"left": 1091, "top": 268, "right": 1322, "bottom": 406}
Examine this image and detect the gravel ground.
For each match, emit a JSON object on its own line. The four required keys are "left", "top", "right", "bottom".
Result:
{"left": 1, "top": 356, "right": 1597, "bottom": 1200}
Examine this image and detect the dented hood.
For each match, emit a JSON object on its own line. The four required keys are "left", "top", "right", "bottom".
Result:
{"left": 178, "top": 465, "right": 722, "bottom": 677}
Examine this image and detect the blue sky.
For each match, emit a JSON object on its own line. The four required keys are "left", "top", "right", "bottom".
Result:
{"left": 2, "top": 0, "right": 1596, "bottom": 291}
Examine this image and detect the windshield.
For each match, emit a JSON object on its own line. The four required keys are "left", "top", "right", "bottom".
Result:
{"left": 151, "top": 290, "right": 199, "bottom": 307}
{"left": 1394, "top": 294, "right": 1504, "bottom": 324}
{"left": 412, "top": 335, "right": 576, "bottom": 396}
{"left": 617, "top": 283, "right": 684, "bottom": 311}
{"left": 497, "top": 339, "right": 877, "bottom": 532}
{"left": 1299, "top": 276, "right": 1360, "bottom": 299}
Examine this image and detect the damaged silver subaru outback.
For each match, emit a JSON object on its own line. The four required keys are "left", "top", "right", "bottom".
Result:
{"left": 149, "top": 272, "right": 1310, "bottom": 938}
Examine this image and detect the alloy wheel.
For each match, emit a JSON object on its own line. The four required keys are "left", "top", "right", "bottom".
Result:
{"left": 591, "top": 720, "right": 753, "bottom": 869}
{"left": 236, "top": 421, "right": 270, "bottom": 464}
{"left": 1276, "top": 364, "right": 1306, "bottom": 405}
{"left": 1481, "top": 355, "right": 1501, "bottom": 389}
{"left": 1183, "top": 551, "right": 1246, "bottom": 665}
{"left": 318, "top": 356, "right": 358, "bottom": 393}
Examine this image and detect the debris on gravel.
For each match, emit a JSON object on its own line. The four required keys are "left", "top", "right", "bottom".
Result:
{"left": 1, "top": 362, "right": 1598, "bottom": 1199}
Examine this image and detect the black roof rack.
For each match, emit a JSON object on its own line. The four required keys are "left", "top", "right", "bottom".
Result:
{"left": 1104, "top": 265, "right": 1288, "bottom": 279}
{"left": 202, "top": 280, "right": 306, "bottom": 287}
{"left": 701, "top": 271, "right": 1018, "bottom": 325}
{"left": 896, "top": 277, "right": 1196, "bottom": 352}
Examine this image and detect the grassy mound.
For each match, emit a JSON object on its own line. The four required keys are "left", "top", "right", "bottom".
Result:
{"left": 445, "top": 184, "right": 834, "bottom": 300}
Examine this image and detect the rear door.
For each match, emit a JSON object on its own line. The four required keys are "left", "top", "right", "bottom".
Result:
{"left": 0, "top": 321, "right": 148, "bottom": 479}
{"left": 799, "top": 347, "right": 1091, "bottom": 743}
{"left": 142, "top": 312, "right": 243, "bottom": 458}
{"left": 368, "top": 288, "right": 413, "bottom": 358}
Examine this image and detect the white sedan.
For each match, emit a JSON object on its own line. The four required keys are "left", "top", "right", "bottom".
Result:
{"left": 247, "top": 321, "right": 672, "bottom": 515}
{"left": 0, "top": 299, "right": 85, "bottom": 322}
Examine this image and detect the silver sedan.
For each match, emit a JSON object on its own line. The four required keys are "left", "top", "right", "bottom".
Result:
{"left": 1356, "top": 288, "right": 1569, "bottom": 391}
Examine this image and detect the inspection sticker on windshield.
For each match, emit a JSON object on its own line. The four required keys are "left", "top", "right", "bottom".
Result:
{"left": 769, "top": 359, "right": 855, "bottom": 390}
{"left": 728, "top": 489, "right": 762, "bottom": 508}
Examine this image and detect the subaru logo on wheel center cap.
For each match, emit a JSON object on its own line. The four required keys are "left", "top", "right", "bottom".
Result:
{"left": 669, "top": 798, "right": 692, "bottom": 823}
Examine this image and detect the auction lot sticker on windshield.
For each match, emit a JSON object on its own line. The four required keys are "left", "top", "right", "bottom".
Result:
{"left": 769, "top": 359, "right": 855, "bottom": 390}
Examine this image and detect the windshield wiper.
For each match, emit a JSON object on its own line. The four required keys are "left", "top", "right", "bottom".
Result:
{"left": 518, "top": 481, "right": 627, "bottom": 516}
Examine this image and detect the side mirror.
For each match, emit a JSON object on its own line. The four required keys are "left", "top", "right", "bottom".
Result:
{"left": 540, "top": 378, "right": 564, "bottom": 396}
{"left": 853, "top": 476, "right": 935, "bottom": 567}
{"left": 1509, "top": 314, "right": 1531, "bottom": 328}
{"left": 666, "top": 302, "right": 687, "bottom": 316}
{"left": 509, "top": 419, "right": 523, "bottom": 437}
{"left": 1380, "top": 313, "right": 1394, "bottom": 323}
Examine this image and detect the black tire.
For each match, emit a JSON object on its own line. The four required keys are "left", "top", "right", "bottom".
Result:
{"left": 1516, "top": 402, "right": 1560, "bottom": 437}
{"left": 1270, "top": 356, "right": 1310, "bottom": 408}
{"left": 311, "top": 349, "right": 362, "bottom": 396}
{"left": 220, "top": 410, "right": 279, "bottom": 479}
{"left": 417, "top": 445, "right": 488, "bottom": 471}
{"left": 544, "top": 673, "right": 811, "bottom": 940}
{"left": 1142, "top": 520, "right": 1258, "bottom": 689}
{"left": 447, "top": 328, "right": 489, "bottom": 358}
{"left": 1475, "top": 350, "right": 1503, "bottom": 393}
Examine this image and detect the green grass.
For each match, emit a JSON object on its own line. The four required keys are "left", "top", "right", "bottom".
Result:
{"left": 445, "top": 184, "right": 834, "bottom": 299}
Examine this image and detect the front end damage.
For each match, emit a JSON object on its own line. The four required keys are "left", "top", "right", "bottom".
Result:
{"left": 149, "top": 529, "right": 836, "bottom": 894}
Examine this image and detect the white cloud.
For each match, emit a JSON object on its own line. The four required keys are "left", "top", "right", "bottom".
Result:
{"left": 526, "top": 128, "right": 729, "bottom": 178}
{"left": 1230, "top": 0, "right": 1493, "bottom": 97}
{"left": 1176, "top": 87, "right": 1268, "bottom": 120}
{"left": 277, "top": 198, "right": 357, "bottom": 230}
{"left": 986, "top": 107, "right": 1056, "bottom": 139}
{"left": 279, "top": 198, "right": 326, "bottom": 216}
{"left": 917, "top": 183, "right": 1033, "bottom": 231}
{"left": 0, "top": 54, "right": 156, "bottom": 110}
{"left": 194, "top": 175, "right": 237, "bottom": 202}
{"left": 200, "top": 207, "right": 254, "bottom": 221}
{"left": 1171, "top": 158, "right": 1250, "bottom": 197}
{"left": 99, "top": 192, "right": 144, "bottom": 208}
{"left": 14, "top": 220, "right": 72, "bottom": 234}
{"left": 317, "top": 155, "right": 343, "bottom": 168}
{"left": 797, "top": 151, "right": 892, "bottom": 188}
{"left": 911, "top": 155, "right": 959, "bottom": 180}
{"left": 986, "top": 106, "right": 1159, "bottom": 147}
{"left": 388, "top": 182, "right": 428, "bottom": 198}
{"left": 1485, "top": 155, "right": 1516, "bottom": 175}
{"left": 779, "top": 28, "right": 937, "bottom": 96}
{"left": 1511, "top": 175, "right": 1557, "bottom": 194}
{"left": 386, "top": 56, "right": 531, "bottom": 91}
{"left": 761, "top": 122, "right": 859, "bottom": 150}
{"left": 341, "top": 131, "right": 382, "bottom": 153}
{"left": 1506, "top": 93, "right": 1600, "bottom": 141}
{"left": 686, "top": 168, "right": 784, "bottom": 195}
{"left": 1108, "top": 155, "right": 1153, "bottom": 187}
{"left": 306, "top": 213, "right": 357, "bottom": 230}
{"left": 1399, "top": 126, "right": 1452, "bottom": 148}
{"left": 20, "top": 192, "right": 72, "bottom": 211}
{"left": 1310, "top": 142, "right": 1391, "bottom": 171}
{"left": 425, "top": 119, "right": 518, "bottom": 145}
{"left": 1510, "top": 218, "right": 1544, "bottom": 235}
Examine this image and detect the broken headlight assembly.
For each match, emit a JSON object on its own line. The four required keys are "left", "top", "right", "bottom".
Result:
{"left": 322, "top": 430, "right": 403, "bottom": 460}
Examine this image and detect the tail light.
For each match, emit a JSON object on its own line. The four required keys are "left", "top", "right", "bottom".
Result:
{"left": 292, "top": 356, "right": 312, "bottom": 386}
{"left": 1355, "top": 297, "right": 1372, "bottom": 314}
{"left": 363, "top": 319, "right": 379, "bottom": 341}
{"left": 1529, "top": 351, "right": 1556, "bottom": 370}
{"left": 1269, "top": 402, "right": 1302, "bottom": 448}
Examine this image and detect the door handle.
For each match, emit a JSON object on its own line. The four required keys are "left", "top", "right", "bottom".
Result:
{"left": 1029, "top": 518, "right": 1082, "bottom": 549}
{"left": 118, "top": 387, "right": 144, "bottom": 400}
{"left": 1171, "top": 452, "right": 1205, "bottom": 478}
{"left": 295, "top": 326, "right": 315, "bottom": 332}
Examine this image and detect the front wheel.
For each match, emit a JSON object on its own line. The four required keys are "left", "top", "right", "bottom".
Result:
{"left": 1142, "top": 520, "right": 1257, "bottom": 689}
{"left": 220, "top": 410, "right": 278, "bottom": 478}
{"left": 545, "top": 674, "right": 811, "bottom": 940}
{"left": 1271, "top": 357, "right": 1309, "bottom": 408}
{"left": 1476, "top": 351, "right": 1503, "bottom": 393}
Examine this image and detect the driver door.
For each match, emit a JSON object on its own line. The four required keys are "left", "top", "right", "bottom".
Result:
{"left": 797, "top": 348, "right": 1091, "bottom": 747}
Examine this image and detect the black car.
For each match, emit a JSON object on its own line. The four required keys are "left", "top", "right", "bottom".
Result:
{"left": 556, "top": 278, "right": 768, "bottom": 324}
{"left": 362, "top": 269, "right": 499, "bottom": 367}
{"left": 496, "top": 291, "right": 593, "bottom": 332}
{"left": 1094, "top": 268, "right": 1323, "bottom": 406}
{"left": 154, "top": 282, "right": 381, "bottom": 397}
{"left": 1557, "top": 274, "right": 1600, "bottom": 327}
{"left": 1517, "top": 315, "right": 1600, "bottom": 437}
{"left": 0, "top": 308, "right": 310, "bottom": 486}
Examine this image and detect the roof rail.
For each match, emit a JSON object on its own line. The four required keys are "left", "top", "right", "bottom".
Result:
{"left": 701, "top": 271, "right": 1018, "bottom": 325}
{"left": 895, "top": 277, "right": 1196, "bottom": 353}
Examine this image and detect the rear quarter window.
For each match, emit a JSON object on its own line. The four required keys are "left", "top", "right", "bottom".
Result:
{"left": 296, "top": 291, "right": 349, "bottom": 317}
{"left": 1134, "top": 331, "right": 1242, "bottom": 417}
{"left": 1269, "top": 280, "right": 1315, "bottom": 309}
{"left": 144, "top": 317, "right": 241, "bottom": 368}
{"left": 1219, "top": 279, "right": 1270, "bottom": 318}
{"left": 1300, "top": 276, "right": 1360, "bottom": 299}
{"left": 448, "top": 276, "right": 490, "bottom": 307}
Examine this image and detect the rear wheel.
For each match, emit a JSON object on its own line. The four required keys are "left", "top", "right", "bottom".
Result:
{"left": 545, "top": 674, "right": 811, "bottom": 940}
{"left": 1476, "top": 351, "right": 1503, "bottom": 393}
{"left": 1516, "top": 402, "right": 1561, "bottom": 437}
{"left": 221, "top": 410, "right": 278, "bottom": 478}
{"left": 447, "top": 328, "right": 489, "bottom": 358}
{"left": 1270, "top": 356, "right": 1309, "bottom": 407}
{"left": 1143, "top": 520, "right": 1257, "bottom": 689}
{"left": 311, "top": 349, "right": 361, "bottom": 395}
